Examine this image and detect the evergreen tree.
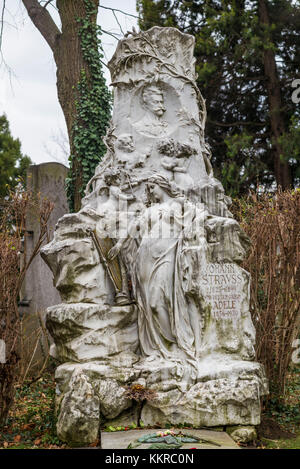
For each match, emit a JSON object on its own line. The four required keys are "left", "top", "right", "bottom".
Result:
{"left": 137, "top": 0, "right": 300, "bottom": 196}
{"left": 0, "top": 114, "right": 31, "bottom": 198}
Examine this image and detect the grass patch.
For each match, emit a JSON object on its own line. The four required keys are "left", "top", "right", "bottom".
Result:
{"left": 257, "top": 365, "right": 300, "bottom": 449}
{"left": 260, "top": 433, "right": 300, "bottom": 449}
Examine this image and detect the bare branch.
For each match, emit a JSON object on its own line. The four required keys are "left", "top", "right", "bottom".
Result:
{"left": 41, "top": 0, "right": 53, "bottom": 9}
{"left": 0, "top": 0, "right": 19, "bottom": 77}
{"left": 21, "top": 0, "right": 61, "bottom": 52}
{"left": 208, "top": 120, "right": 266, "bottom": 127}
{"left": 101, "top": 28, "right": 122, "bottom": 40}
{"left": 39, "top": 0, "right": 58, "bottom": 12}
{"left": 100, "top": 58, "right": 109, "bottom": 69}
{"left": 112, "top": 10, "right": 125, "bottom": 36}
{"left": 0, "top": 0, "right": 6, "bottom": 51}
{"left": 99, "top": 5, "right": 139, "bottom": 19}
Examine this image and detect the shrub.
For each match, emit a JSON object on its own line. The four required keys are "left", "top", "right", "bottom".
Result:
{"left": 0, "top": 187, "right": 53, "bottom": 426}
{"left": 232, "top": 189, "right": 300, "bottom": 401}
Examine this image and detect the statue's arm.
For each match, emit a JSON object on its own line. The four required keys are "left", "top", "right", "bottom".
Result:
{"left": 107, "top": 216, "right": 142, "bottom": 260}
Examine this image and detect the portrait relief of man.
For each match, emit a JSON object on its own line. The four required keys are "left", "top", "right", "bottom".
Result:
{"left": 132, "top": 84, "right": 169, "bottom": 137}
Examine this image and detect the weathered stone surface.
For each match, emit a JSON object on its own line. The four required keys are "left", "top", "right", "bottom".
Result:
{"left": 20, "top": 163, "right": 68, "bottom": 314}
{"left": 55, "top": 362, "right": 141, "bottom": 444}
{"left": 41, "top": 26, "right": 268, "bottom": 446}
{"left": 41, "top": 209, "right": 113, "bottom": 305}
{"left": 56, "top": 369, "right": 100, "bottom": 446}
{"left": 142, "top": 377, "right": 261, "bottom": 428}
{"left": 55, "top": 361, "right": 141, "bottom": 395}
{"left": 104, "top": 407, "right": 139, "bottom": 428}
{"left": 228, "top": 426, "right": 258, "bottom": 444}
{"left": 140, "top": 357, "right": 267, "bottom": 427}
{"left": 46, "top": 303, "right": 139, "bottom": 362}
{"left": 96, "top": 379, "right": 131, "bottom": 419}
{"left": 19, "top": 163, "right": 68, "bottom": 366}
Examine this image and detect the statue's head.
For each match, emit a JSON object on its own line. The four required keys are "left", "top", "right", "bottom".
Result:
{"left": 146, "top": 174, "right": 182, "bottom": 204}
{"left": 141, "top": 84, "right": 166, "bottom": 117}
{"left": 115, "top": 134, "right": 134, "bottom": 153}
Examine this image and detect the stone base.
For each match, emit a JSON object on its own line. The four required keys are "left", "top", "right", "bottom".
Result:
{"left": 55, "top": 355, "right": 140, "bottom": 446}
{"left": 54, "top": 355, "right": 268, "bottom": 446}
{"left": 139, "top": 355, "right": 267, "bottom": 428}
{"left": 101, "top": 428, "right": 240, "bottom": 449}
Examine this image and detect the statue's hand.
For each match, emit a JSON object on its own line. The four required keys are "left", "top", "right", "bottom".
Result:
{"left": 107, "top": 243, "right": 121, "bottom": 260}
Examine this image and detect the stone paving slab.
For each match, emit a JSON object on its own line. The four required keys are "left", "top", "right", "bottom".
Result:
{"left": 101, "top": 428, "right": 239, "bottom": 449}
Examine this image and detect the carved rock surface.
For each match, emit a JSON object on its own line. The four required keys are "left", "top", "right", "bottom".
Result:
{"left": 41, "top": 26, "right": 269, "bottom": 446}
{"left": 47, "top": 303, "right": 139, "bottom": 362}
{"left": 229, "top": 426, "right": 258, "bottom": 444}
{"left": 142, "top": 376, "right": 262, "bottom": 427}
{"left": 56, "top": 369, "right": 100, "bottom": 446}
{"left": 55, "top": 362, "right": 140, "bottom": 445}
{"left": 139, "top": 357, "right": 267, "bottom": 427}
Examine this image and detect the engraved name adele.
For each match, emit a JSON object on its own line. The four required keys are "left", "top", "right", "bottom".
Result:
{"left": 202, "top": 263, "right": 243, "bottom": 320}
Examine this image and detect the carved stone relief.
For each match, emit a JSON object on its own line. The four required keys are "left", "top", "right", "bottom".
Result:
{"left": 41, "top": 27, "right": 268, "bottom": 446}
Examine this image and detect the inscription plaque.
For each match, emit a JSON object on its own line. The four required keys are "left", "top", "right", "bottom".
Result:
{"left": 202, "top": 263, "right": 243, "bottom": 320}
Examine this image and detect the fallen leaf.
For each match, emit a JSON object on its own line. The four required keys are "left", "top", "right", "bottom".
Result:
{"left": 14, "top": 435, "right": 22, "bottom": 443}
{"left": 34, "top": 438, "right": 41, "bottom": 445}
{"left": 89, "top": 439, "right": 100, "bottom": 447}
{"left": 21, "top": 423, "right": 35, "bottom": 431}
{"left": 3, "top": 441, "right": 8, "bottom": 448}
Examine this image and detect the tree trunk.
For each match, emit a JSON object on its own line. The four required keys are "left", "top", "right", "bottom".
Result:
{"left": 54, "top": 0, "right": 99, "bottom": 211}
{"left": 258, "top": 0, "right": 292, "bottom": 189}
{"left": 22, "top": 0, "right": 100, "bottom": 211}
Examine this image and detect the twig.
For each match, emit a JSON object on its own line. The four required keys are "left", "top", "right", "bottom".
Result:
{"left": 112, "top": 10, "right": 124, "bottom": 36}
{"left": 21, "top": 330, "right": 42, "bottom": 384}
{"left": 39, "top": 0, "right": 57, "bottom": 10}
{"left": 99, "top": 5, "right": 139, "bottom": 19}
{"left": 101, "top": 28, "right": 122, "bottom": 40}
{"left": 100, "top": 58, "right": 109, "bottom": 69}
{"left": 0, "top": 0, "right": 6, "bottom": 51}
{"left": 207, "top": 120, "right": 266, "bottom": 127}
{"left": 41, "top": 0, "right": 53, "bottom": 9}
{"left": 37, "top": 310, "right": 50, "bottom": 349}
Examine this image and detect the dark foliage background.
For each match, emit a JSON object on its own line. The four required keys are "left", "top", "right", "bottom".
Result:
{"left": 137, "top": 0, "right": 300, "bottom": 196}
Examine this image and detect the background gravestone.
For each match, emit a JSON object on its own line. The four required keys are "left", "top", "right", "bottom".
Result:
{"left": 19, "top": 162, "right": 68, "bottom": 368}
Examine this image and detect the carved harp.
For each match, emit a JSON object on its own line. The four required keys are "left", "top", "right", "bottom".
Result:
{"left": 89, "top": 230, "right": 122, "bottom": 292}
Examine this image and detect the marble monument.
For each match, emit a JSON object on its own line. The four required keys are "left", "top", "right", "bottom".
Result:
{"left": 41, "top": 27, "right": 268, "bottom": 446}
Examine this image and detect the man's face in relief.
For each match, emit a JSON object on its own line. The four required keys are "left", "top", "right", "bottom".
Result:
{"left": 142, "top": 87, "right": 166, "bottom": 117}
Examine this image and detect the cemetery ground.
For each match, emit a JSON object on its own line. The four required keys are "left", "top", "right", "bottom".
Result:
{"left": 0, "top": 364, "right": 299, "bottom": 450}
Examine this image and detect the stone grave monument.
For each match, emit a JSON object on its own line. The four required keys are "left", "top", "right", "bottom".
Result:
{"left": 41, "top": 27, "right": 268, "bottom": 446}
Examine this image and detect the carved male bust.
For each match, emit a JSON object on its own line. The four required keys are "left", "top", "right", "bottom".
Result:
{"left": 133, "top": 84, "right": 169, "bottom": 137}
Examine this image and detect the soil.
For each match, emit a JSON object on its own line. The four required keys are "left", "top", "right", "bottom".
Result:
{"left": 258, "top": 416, "right": 296, "bottom": 440}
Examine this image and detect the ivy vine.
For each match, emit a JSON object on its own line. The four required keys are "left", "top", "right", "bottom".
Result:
{"left": 66, "top": 0, "right": 112, "bottom": 212}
